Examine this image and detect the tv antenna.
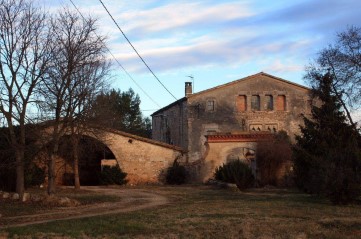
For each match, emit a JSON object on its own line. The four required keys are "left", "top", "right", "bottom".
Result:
{"left": 187, "top": 75, "right": 194, "bottom": 93}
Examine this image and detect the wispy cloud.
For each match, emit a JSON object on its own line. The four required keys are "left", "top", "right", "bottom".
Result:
{"left": 31, "top": 0, "right": 361, "bottom": 112}
{"left": 111, "top": 34, "right": 313, "bottom": 74}
{"left": 117, "top": 2, "right": 254, "bottom": 36}
{"left": 99, "top": 0, "right": 360, "bottom": 75}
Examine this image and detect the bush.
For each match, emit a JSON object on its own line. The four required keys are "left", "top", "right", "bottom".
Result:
{"left": 257, "top": 131, "right": 292, "bottom": 186}
{"left": 214, "top": 160, "right": 254, "bottom": 190}
{"left": 166, "top": 161, "right": 186, "bottom": 185}
{"left": 215, "top": 162, "right": 236, "bottom": 184}
{"left": 25, "top": 163, "right": 45, "bottom": 188}
{"left": 0, "top": 165, "right": 16, "bottom": 191}
{"left": 99, "top": 165, "right": 127, "bottom": 185}
{"left": 324, "top": 144, "right": 361, "bottom": 204}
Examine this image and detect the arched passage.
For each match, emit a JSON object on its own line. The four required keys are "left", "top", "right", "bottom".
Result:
{"left": 39, "top": 127, "right": 184, "bottom": 185}
{"left": 202, "top": 133, "right": 271, "bottom": 181}
{"left": 57, "top": 135, "right": 117, "bottom": 186}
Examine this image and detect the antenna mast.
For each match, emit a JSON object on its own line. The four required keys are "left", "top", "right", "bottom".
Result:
{"left": 187, "top": 75, "right": 194, "bottom": 93}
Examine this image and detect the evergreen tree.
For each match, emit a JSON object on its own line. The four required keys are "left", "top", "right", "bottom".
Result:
{"left": 92, "top": 88, "right": 151, "bottom": 138}
{"left": 293, "top": 72, "right": 361, "bottom": 204}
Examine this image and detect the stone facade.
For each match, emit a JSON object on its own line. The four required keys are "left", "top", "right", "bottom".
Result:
{"left": 152, "top": 98, "right": 188, "bottom": 149}
{"left": 152, "top": 72, "right": 311, "bottom": 181}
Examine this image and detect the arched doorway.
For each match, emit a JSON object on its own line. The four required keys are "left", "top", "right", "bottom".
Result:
{"left": 225, "top": 147, "right": 256, "bottom": 175}
{"left": 57, "top": 135, "right": 116, "bottom": 186}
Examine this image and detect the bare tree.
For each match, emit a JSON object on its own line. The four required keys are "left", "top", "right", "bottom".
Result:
{"left": 0, "top": 0, "right": 50, "bottom": 196}
{"left": 306, "top": 26, "right": 361, "bottom": 128}
{"left": 256, "top": 131, "right": 292, "bottom": 186}
{"left": 69, "top": 62, "right": 109, "bottom": 189}
{"left": 40, "top": 8, "right": 109, "bottom": 194}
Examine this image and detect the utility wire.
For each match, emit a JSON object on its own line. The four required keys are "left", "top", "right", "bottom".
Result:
{"left": 98, "top": 0, "right": 178, "bottom": 101}
{"left": 68, "top": 0, "right": 161, "bottom": 108}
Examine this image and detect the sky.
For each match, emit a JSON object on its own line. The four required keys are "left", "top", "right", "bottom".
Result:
{"left": 38, "top": 0, "right": 361, "bottom": 117}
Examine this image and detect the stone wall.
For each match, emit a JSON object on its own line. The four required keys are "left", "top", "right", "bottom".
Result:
{"left": 152, "top": 99, "right": 188, "bottom": 150}
{"left": 202, "top": 140, "right": 258, "bottom": 181}
{"left": 151, "top": 73, "right": 311, "bottom": 182}
{"left": 36, "top": 128, "right": 184, "bottom": 186}
{"left": 186, "top": 73, "right": 311, "bottom": 163}
{"left": 101, "top": 130, "right": 184, "bottom": 185}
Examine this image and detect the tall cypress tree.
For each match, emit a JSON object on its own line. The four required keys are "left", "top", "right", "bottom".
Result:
{"left": 293, "top": 72, "right": 361, "bottom": 204}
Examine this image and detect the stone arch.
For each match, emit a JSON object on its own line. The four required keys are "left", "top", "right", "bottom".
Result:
{"left": 201, "top": 133, "right": 273, "bottom": 182}
{"left": 38, "top": 127, "right": 184, "bottom": 185}
{"left": 61, "top": 134, "right": 117, "bottom": 186}
{"left": 225, "top": 147, "right": 256, "bottom": 164}
{"left": 224, "top": 147, "right": 257, "bottom": 176}
{"left": 36, "top": 133, "right": 118, "bottom": 186}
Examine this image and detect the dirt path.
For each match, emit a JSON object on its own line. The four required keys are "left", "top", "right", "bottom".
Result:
{"left": 0, "top": 186, "right": 168, "bottom": 229}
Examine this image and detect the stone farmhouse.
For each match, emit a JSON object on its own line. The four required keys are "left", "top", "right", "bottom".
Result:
{"left": 151, "top": 72, "right": 312, "bottom": 181}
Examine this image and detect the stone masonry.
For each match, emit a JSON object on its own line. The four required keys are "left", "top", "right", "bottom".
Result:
{"left": 152, "top": 72, "right": 312, "bottom": 181}
{"left": 38, "top": 128, "right": 184, "bottom": 185}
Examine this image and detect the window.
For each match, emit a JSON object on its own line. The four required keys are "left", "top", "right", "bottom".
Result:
{"left": 250, "top": 124, "right": 262, "bottom": 131}
{"left": 206, "top": 100, "right": 215, "bottom": 111}
{"left": 276, "top": 95, "right": 286, "bottom": 111}
{"left": 266, "top": 124, "right": 278, "bottom": 133}
{"left": 264, "top": 95, "right": 273, "bottom": 110}
{"left": 236, "top": 95, "right": 247, "bottom": 111}
{"left": 251, "top": 95, "right": 260, "bottom": 111}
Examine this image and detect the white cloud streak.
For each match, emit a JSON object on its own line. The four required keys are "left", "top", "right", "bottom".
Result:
{"left": 41, "top": 0, "right": 361, "bottom": 77}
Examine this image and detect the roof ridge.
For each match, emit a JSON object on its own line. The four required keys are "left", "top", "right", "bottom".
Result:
{"left": 188, "top": 72, "right": 309, "bottom": 98}
{"left": 151, "top": 72, "right": 310, "bottom": 115}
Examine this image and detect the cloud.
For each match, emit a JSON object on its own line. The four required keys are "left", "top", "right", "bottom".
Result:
{"left": 45, "top": 0, "right": 361, "bottom": 80}
{"left": 111, "top": 33, "right": 313, "bottom": 74}
{"left": 261, "top": 60, "right": 304, "bottom": 73}
{"left": 115, "top": 1, "right": 254, "bottom": 38}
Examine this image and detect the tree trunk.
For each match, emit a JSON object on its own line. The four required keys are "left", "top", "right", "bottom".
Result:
{"left": 331, "top": 84, "right": 356, "bottom": 128}
{"left": 15, "top": 150, "right": 25, "bottom": 197}
{"left": 8, "top": 120, "right": 25, "bottom": 197}
{"left": 47, "top": 134, "right": 60, "bottom": 195}
{"left": 47, "top": 148, "right": 57, "bottom": 195}
{"left": 73, "top": 135, "right": 81, "bottom": 190}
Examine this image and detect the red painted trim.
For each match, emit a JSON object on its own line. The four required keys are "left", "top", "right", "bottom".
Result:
{"left": 206, "top": 133, "right": 272, "bottom": 143}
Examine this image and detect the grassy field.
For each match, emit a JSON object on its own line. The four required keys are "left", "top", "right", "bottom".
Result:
{"left": 0, "top": 187, "right": 120, "bottom": 218}
{"left": 1, "top": 185, "right": 361, "bottom": 238}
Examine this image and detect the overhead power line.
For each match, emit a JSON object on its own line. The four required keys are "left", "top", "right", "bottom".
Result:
{"left": 98, "top": 0, "right": 178, "bottom": 101}
{"left": 68, "top": 0, "right": 161, "bottom": 108}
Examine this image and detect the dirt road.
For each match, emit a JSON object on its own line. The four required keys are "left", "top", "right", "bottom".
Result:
{"left": 0, "top": 186, "right": 168, "bottom": 229}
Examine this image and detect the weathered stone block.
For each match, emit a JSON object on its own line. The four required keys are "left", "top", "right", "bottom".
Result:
{"left": 2, "top": 192, "right": 9, "bottom": 199}
{"left": 22, "top": 193, "right": 30, "bottom": 202}
{"left": 12, "top": 193, "right": 19, "bottom": 200}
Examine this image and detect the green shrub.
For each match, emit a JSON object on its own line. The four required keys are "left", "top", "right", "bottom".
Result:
{"left": 215, "top": 162, "right": 235, "bottom": 183}
{"left": 214, "top": 160, "right": 254, "bottom": 190}
{"left": 166, "top": 161, "right": 186, "bottom": 185}
{"left": 100, "top": 165, "right": 127, "bottom": 185}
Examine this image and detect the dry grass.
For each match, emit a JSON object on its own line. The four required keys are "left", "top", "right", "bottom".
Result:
{"left": 0, "top": 187, "right": 119, "bottom": 217}
{"left": 2, "top": 185, "right": 361, "bottom": 238}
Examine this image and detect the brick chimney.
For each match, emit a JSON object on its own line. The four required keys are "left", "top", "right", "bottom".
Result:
{"left": 185, "top": 82, "right": 192, "bottom": 96}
